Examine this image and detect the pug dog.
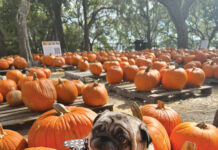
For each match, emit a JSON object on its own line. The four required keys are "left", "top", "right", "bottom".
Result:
{"left": 88, "top": 111, "right": 154, "bottom": 150}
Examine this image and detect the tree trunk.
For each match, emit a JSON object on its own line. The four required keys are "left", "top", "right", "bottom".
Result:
{"left": 82, "top": 0, "right": 90, "bottom": 51}
{"left": 52, "top": 0, "right": 67, "bottom": 52}
{"left": 16, "top": 0, "right": 33, "bottom": 65}
{"left": 0, "top": 30, "right": 7, "bottom": 57}
{"left": 157, "top": 0, "right": 194, "bottom": 49}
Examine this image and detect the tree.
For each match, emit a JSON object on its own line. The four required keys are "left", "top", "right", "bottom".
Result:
{"left": 16, "top": 0, "right": 33, "bottom": 64}
{"left": 74, "top": 0, "right": 116, "bottom": 51}
{"left": 156, "top": 0, "right": 195, "bottom": 48}
{"left": 188, "top": 0, "right": 218, "bottom": 48}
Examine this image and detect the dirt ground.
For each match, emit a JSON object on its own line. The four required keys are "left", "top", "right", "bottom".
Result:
{"left": 4, "top": 72, "right": 218, "bottom": 140}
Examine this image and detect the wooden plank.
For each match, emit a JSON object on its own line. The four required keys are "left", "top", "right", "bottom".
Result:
{"left": 0, "top": 96, "right": 113, "bottom": 126}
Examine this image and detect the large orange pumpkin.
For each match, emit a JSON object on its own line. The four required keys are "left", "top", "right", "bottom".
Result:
{"left": 72, "top": 80, "right": 85, "bottom": 96}
{"left": 135, "top": 58, "right": 152, "bottom": 67}
{"left": 0, "top": 124, "right": 27, "bottom": 150}
{"left": 28, "top": 103, "right": 97, "bottom": 150}
{"left": 6, "top": 70, "right": 23, "bottom": 83}
{"left": 170, "top": 122, "right": 218, "bottom": 150}
{"left": 82, "top": 82, "right": 108, "bottom": 106}
{"left": 140, "top": 100, "right": 182, "bottom": 136}
{"left": 90, "top": 62, "right": 103, "bottom": 75}
{"left": 13, "top": 57, "right": 28, "bottom": 69}
{"left": 0, "top": 93, "right": 3, "bottom": 104}
{"left": 55, "top": 79, "right": 78, "bottom": 104}
{"left": 40, "top": 68, "right": 51, "bottom": 78}
{"left": 21, "top": 75, "right": 57, "bottom": 111}
{"left": 123, "top": 65, "right": 139, "bottom": 82}
{"left": 70, "top": 54, "right": 82, "bottom": 65}
{"left": 162, "top": 67, "right": 187, "bottom": 90}
{"left": 0, "top": 79, "right": 17, "bottom": 97}
{"left": 134, "top": 67, "right": 160, "bottom": 91}
{"left": 0, "top": 59, "right": 9, "bottom": 69}
{"left": 202, "top": 62, "right": 217, "bottom": 78}
{"left": 143, "top": 116, "right": 171, "bottom": 150}
{"left": 42, "top": 55, "right": 55, "bottom": 66}
{"left": 106, "top": 66, "right": 123, "bottom": 84}
{"left": 25, "top": 147, "right": 56, "bottom": 150}
{"left": 186, "top": 68, "right": 205, "bottom": 87}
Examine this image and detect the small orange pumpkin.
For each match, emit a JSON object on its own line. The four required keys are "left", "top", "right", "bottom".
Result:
{"left": 78, "top": 59, "right": 89, "bottom": 71}
{"left": 55, "top": 79, "right": 78, "bottom": 104}
{"left": 123, "top": 65, "right": 139, "bottom": 82}
{"left": 186, "top": 68, "right": 205, "bottom": 87}
{"left": 13, "top": 57, "right": 28, "bottom": 69}
{"left": 90, "top": 62, "right": 103, "bottom": 75}
{"left": 6, "top": 70, "right": 23, "bottom": 83}
{"left": 106, "top": 66, "right": 123, "bottom": 84}
{"left": 0, "top": 79, "right": 17, "bottom": 97}
{"left": 134, "top": 67, "right": 160, "bottom": 92}
{"left": 72, "top": 80, "right": 85, "bottom": 96}
{"left": 0, "top": 59, "right": 9, "bottom": 70}
{"left": 82, "top": 81, "right": 108, "bottom": 106}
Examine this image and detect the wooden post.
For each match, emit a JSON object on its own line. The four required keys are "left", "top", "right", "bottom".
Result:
{"left": 182, "top": 141, "right": 196, "bottom": 150}
{"left": 213, "top": 110, "right": 218, "bottom": 127}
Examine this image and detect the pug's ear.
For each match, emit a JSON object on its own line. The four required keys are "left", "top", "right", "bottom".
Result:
{"left": 93, "top": 113, "right": 102, "bottom": 125}
{"left": 139, "top": 123, "right": 152, "bottom": 148}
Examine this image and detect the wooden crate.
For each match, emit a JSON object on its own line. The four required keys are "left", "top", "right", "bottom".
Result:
{"left": 106, "top": 82, "right": 212, "bottom": 103}
{"left": 65, "top": 70, "right": 106, "bottom": 83}
{"left": 0, "top": 97, "right": 113, "bottom": 126}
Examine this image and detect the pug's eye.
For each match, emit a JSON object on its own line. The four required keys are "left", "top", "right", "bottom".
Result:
{"left": 119, "top": 136, "right": 128, "bottom": 144}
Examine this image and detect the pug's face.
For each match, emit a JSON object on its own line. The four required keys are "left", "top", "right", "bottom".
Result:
{"left": 88, "top": 111, "right": 153, "bottom": 150}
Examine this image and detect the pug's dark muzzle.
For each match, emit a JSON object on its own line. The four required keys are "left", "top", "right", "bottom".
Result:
{"left": 90, "top": 136, "right": 120, "bottom": 150}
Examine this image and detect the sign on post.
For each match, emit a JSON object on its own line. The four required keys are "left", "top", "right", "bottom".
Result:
{"left": 42, "top": 41, "right": 62, "bottom": 56}
{"left": 200, "top": 40, "right": 209, "bottom": 49}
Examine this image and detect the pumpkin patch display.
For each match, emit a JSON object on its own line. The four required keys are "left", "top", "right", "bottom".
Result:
{"left": 55, "top": 79, "right": 78, "bottom": 104}
{"left": 21, "top": 74, "right": 57, "bottom": 111}
{"left": 28, "top": 103, "right": 97, "bottom": 150}
{"left": 90, "top": 62, "right": 103, "bottom": 75}
{"left": 0, "top": 79, "right": 17, "bottom": 97}
{"left": 6, "top": 87, "right": 23, "bottom": 106}
{"left": 106, "top": 66, "right": 123, "bottom": 84}
{"left": 170, "top": 122, "right": 218, "bottom": 150}
{"left": 0, "top": 124, "right": 28, "bottom": 150}
{"left": 162, "top": 67, "right": 187, "bottom": 90}
{"left": 6, "top": 69, "right": 23, "bottom": 83}
{"left": 186, "top": 68, "right": 205, "bottom": 87}
{"left": 82, "top": 81, "right": 108, "bottom": 106}
{"left": 140, "top": 100, "right": 182, "bottom": 136}
{"left": 134, "top": 66, "right": 160, "bottom": 91}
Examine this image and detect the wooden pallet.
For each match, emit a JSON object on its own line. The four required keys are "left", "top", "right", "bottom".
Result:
{"left": 46, "top": 64, "right": 76, "bottom": 72}
{"left": 0, "top": 68, "right": 27, "bottom": 75}
{"left": 205, "top": 78, "right": 218, "bottom": 85}
{"left": 106, "top": 82, "right": 212, "bottom": 103}
{"left": 65, "top": 70, "right": 106, "bottom": 83}
{"left": 0, "top": 96, "right": 113, "bottom": 126}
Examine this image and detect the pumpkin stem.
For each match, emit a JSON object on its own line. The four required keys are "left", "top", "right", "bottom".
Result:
{"left": 93, "top": 79, "right": 100, "bottom": 87}
{"left": 58, "top": 78, "right": 63, "bottom": 84}
{"left": 131, "top": 102, "right": 143, "bottom": 121}
{"left": 182, "top": 141, "right": 196, "bottom": 150}
{"left": 0, "top": 124, "right": 6, "bottom": 139}
{"left": 33, "top": 73, "right": 37, "bottom": 80}
{"left": 53, "top": 103, "right": 70, "bottom": 116}
{"left": 145, "top": 65, "right": 151, "bottom": 73}
{"left": 196, "top": 122, "right": 208, "bottom": 129}
{"left": 157, "top": 100, "right": 165, "bottom": 109}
